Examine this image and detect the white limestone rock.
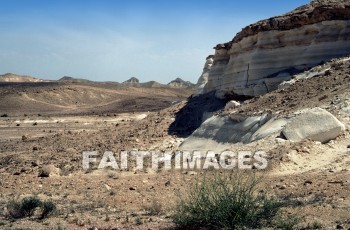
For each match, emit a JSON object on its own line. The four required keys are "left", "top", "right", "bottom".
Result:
{"left": 196, "top": 1, "right": 350, "bottom": 98}
{"left": 195, "top": 55, "right": 214, "bottom": 95}
{"left": 133, "top": 114, "right": 148, "bottom": 122}
{"left": 224, "top": 100, "right": 241, "bottom": 110}
{"left": 180, "top": 113, "right": 287, "bottom": 151}
{"left": 282, "top": 107, "right": 346, "bottom": 143}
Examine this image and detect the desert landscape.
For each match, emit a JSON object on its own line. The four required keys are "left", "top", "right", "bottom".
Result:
{"left": 1, "top": 0, "right": 350, "bottom": 229}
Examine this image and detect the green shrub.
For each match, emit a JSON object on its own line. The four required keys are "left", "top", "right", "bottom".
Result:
{"left": 53, "top": 224, "right": 64, "bottom": 230}
{"left": 7, "top": 200, "right": 26, "bottom": 219}
{"left": 274, "top": 215, "right": 301, "bottom": 230}
{"left": 172, "top": 172, "right": 282, "bottom": 229}
{"left": 21, "top": 197, "right": 42, "bottom": 216}
{"left": 40, "top": 201, "right": 56, "bottom": 219}
{"left": 6, "top": 196, "right": 56, "bottom": 219}
{"left": 311, "top": 221, "right": 323, "bottom": 229}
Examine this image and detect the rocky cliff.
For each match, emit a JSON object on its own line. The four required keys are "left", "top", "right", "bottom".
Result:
{"left": 199, "top": 0, "right": 350, "bottom": 98}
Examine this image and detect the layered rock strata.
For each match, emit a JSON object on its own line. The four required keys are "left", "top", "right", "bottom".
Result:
{"left": 199, "top": 0, "right": 350, "bottom": 98}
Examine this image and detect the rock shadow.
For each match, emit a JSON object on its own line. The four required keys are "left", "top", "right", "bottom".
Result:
{"left": 168, "top": 91, "right": 228, "bottom": 138}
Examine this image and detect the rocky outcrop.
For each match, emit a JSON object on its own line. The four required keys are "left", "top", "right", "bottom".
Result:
{"left": 180, "top": 113, "right": 288, "bottom": 151}
{"left": 198, "top": 0, "right": 350, "bottom": 98}
{"left": 180, "top": 107, "right": 346, "bottom": 150}
{"left": 195, "top": 55, "right": 214, "bottom": 95}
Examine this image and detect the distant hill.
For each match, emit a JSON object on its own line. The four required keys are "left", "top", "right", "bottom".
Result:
{"left": 141, "top": 81, "right": 163, "bottom": 88}
{"left": 58, "top": 76, "right": 92, "bottom": 83}
{"left": 0, "top": 73, "right": 195, "bottom": 91}
{"left": 123, "top": 77, "right": 140, "bottom": 84}
{"left": 167, "top": 78, "right": 195, "bottom": 88}
{"left": 0, "top": 73, "right": 47, "bottom": 83}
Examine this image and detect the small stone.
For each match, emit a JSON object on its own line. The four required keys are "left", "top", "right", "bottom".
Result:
{"left": 275, "top": 138, "right": 286, "bottom": 143}
{"left": 22, "top": 135, "right": 28, "bottom": 142}
{"left": 129, "top": 187, "right": 136, "bottom": 191}
{"left": 336, "top": 224, "right": 344, "bottom": 229}
{"left": 304, "top": 180, "right": 312, "bottom": 185}
{"left": 165, "top": 181, "right": 171, "bottom": 186}
{"left": 279, "top": 185, "right": 287, "bottom": 190}
{"left": 38, "top": 165, "right": 61, "bottom": 177}
{"left": 225, "top": 100, "right": 240, "bottom": 110}
{"left": 347, "top": 145, "right": 350, "bottom": 149}
{"left": 105, "top": 184, "right": 111, "bottom": 190}
{"left": 33, "top": 146, "right": 38, "bottom": 151}
{"left": 33, "top": 122, "right": 38, "bottom": 126}
{"left": 77, "top": 220, "right": 85, "bottom": 226}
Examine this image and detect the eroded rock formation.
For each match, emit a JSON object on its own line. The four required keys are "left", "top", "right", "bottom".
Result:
{"left": 199, "top": 0, "right": 350, "bottom": 98}
{"left": 195, "top": 55, "right": 214, "bottom": 95}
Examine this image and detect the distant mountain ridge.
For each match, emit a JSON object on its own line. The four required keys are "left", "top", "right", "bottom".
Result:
{"left": 0, "top": 73, "right": 195, "bottom": 89}
{"left": 0, "top": 73, "right": 47, "bottom": 83}
{"left": 58, "top": 76, "right": 92, "bottom": 83}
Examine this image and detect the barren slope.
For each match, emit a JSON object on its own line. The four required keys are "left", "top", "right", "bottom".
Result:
{"left": 0, "top": 82, "right": 192, "bottom": 116}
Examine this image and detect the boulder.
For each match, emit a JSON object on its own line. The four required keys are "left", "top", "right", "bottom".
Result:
{"left": 282, "top": 108, "right": 345, "bottom": 143}
{"left": 180, "top": 113, "right": 286, "bottom": 151}
{"left": 133, "top": 114, "right": 148, "bottom": 122}
{"left": 224, "top": 100, "right": 240, "bottom": 110}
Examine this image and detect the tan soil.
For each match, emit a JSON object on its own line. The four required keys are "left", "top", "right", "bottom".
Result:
{"left": 0, "top": 61, "right": 349, "bottom": 229}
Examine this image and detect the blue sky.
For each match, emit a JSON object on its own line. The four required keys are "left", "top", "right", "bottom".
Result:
{"left": 0, "top": 0, "right": 309, "bottom": 83}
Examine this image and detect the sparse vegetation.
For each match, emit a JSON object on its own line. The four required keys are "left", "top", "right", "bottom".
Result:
{"left": 53, "top": 224, "right": 64, "bottom": 230}
{"left": 134, "top": 216, "right": 142, "bottom": 225}
{"left": 21, "top": 196, "right": 42, "bottom": 216}
{"left": 6, "top": 197, "right": 56, "bottom": 219}
{"left": 40, "top": 200, "right": 56, "bottom": 219}
{"left": 172, "top": 172, "right": 283, "bottom": 229}
{"left": 274, "top": 215, "right": 301, "bottom": 230}
{"left": 143, "top": 199, "right": 162, "bottom": 216}
{"left": 312, "top": 221, "right": 323, "bottom": 229}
